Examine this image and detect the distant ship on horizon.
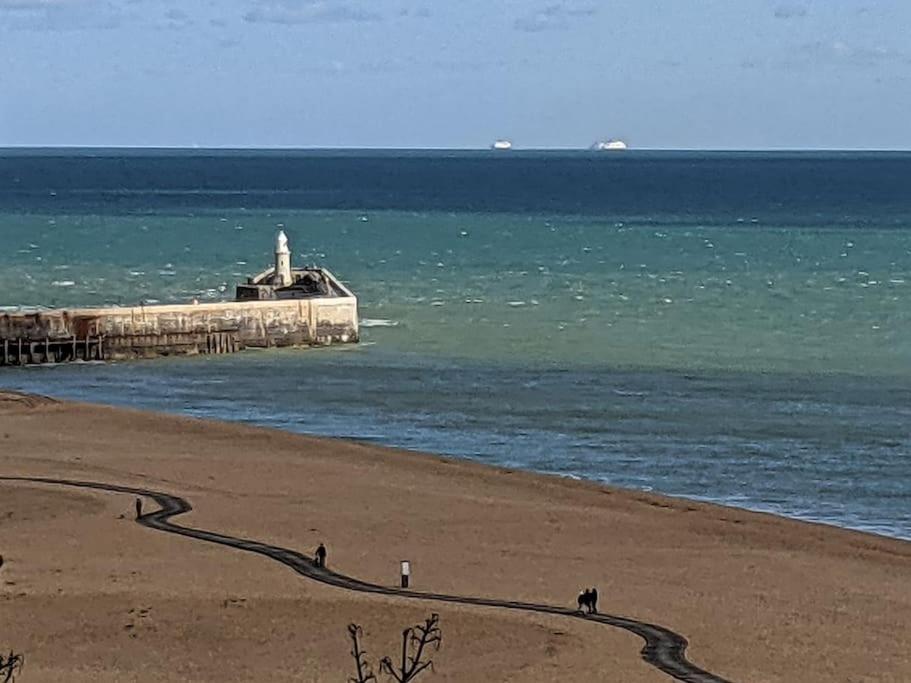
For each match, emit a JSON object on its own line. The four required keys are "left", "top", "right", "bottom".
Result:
{"left": 591, "top": 139, "right": 628, "bottom": 151}
{"left": 491, "top": 139, "right": 513, "bottom": 151}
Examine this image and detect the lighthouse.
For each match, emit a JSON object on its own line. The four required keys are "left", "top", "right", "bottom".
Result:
{"left": 235, "top": 230, "right": 344, "bottom": 301}
{"left": 274, "top": 230, "right": 293, "bottom": 287}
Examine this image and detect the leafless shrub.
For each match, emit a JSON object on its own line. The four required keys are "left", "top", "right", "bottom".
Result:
{"left": 346, "top": 614, "right": 442, "bottom": 683}
{"left": 0, "top": 651, "right": 23, "bottom": 683}
{"left": 378, "top": 613, "right": 442, "bottom": 683}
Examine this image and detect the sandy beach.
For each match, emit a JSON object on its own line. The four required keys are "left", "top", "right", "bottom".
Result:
{"left": 0, "top": 390, "right": 909, "bottom": 682}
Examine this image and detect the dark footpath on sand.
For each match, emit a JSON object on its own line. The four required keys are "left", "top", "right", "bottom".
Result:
{"left": 1, "top": 476, "right": 735, "bottom": 683}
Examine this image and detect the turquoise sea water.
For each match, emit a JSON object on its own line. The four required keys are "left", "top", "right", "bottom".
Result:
{"left": 1, "top": 150, "right": 909, "bottom": 539}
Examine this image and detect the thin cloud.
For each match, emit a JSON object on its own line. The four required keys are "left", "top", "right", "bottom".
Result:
{"left": 359, "top": 57, "right": 408, "bottom": 74}
{"left": 773, "top": 4, "right": 808, "bottom": 20}
{"left": 0, "top": 0, "right": 125, "bottom": 30}
{"left": 164, "top": 7, "right": 187, "bottom": 22}
{"left": 397, "top": 5, "right": 430, "bottom": 20}
{"left": 243, "top": 1, "right": 382, "bottom": 25}
{"left": 0, "top": 0, "right": 85, "bottom": 7}
{"left": 157, "top": 6, "right": 191, "bottom": 30}
{"left": 514, "top": 3, "right": 596, "bottom": 33}
{"left": 296, "top": 58, "right": 346, "bottom": 74}
{"left": 796, "top": 40, "right": 909, "bottom": 68}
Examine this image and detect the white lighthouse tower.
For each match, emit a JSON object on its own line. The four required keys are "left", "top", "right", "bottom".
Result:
{"left": 274, "top": 230, "right": 293, "bottom": 287}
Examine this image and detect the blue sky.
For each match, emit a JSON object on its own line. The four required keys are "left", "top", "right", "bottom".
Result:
{"left": 0, "top": 0, "right": 909, "bottom": 148}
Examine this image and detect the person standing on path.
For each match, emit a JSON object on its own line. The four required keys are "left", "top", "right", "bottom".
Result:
{"left": 315, "top": 542, "right": 327, "bottom": 569}
{"left": 590, "top": 587, "right": 599, "bottom": 614}
{"left": 577, "top": 589, "right": 590, "bottom": 613}
{"left": 135, "top": 497, "right": 142, "bottom": 520}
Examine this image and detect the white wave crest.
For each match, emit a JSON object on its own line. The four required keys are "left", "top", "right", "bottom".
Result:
{"left": 360, "top": 318, "right": 400, "bottom": 328}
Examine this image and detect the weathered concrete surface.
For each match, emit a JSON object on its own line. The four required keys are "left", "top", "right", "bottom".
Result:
{"left": 0, "top": 296, "right": 358, "bottom": 362}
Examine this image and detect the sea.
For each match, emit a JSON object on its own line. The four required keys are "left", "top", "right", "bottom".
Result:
{"left": 1, "top": 149, "right": 909, "bottom": 541}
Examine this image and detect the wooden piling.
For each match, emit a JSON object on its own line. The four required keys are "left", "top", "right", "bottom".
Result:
{"left": 3, "top": 328, "right": 247, "bottom": 367}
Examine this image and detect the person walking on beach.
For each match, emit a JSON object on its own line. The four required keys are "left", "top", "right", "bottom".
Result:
{"left": 135, "top": 497, "right": 143, "bottom": 520}
{"left": 315, "top": 542, "right": 327, "bottom": 569}
{"left": 590, "top": 587, "right": 599, "bottom": 614}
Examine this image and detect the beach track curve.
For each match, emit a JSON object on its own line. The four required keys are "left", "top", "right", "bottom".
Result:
{"left": 1, "top": 476, "right": 735, "bottom": 683}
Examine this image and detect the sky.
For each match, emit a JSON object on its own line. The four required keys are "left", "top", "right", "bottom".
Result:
{"left": 0, "top": 0, "right": 909, "bottom": 149}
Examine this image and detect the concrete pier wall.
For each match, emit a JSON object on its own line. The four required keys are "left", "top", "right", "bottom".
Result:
{"left": 0, "top": 296, "right": 358, "bottom": 364}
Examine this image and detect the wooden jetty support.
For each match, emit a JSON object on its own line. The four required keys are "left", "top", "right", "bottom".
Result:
{"left": 0, "top": 335, "right": 105, "bottom": 367}
{"left": 0, "top": 330, "right": 244, "bottom": 368}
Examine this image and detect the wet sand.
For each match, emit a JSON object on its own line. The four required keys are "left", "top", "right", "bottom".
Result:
{"left": 0, "top": 391, "right": 909, "bottom": 682}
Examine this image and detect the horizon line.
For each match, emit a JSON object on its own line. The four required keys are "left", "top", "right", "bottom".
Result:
{"left": 2, "top": 144, "right": 911, "bottom": 153}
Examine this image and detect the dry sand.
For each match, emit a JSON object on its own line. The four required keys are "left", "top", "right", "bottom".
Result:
{"left": 0, "top": 390, "right": 909, "bottom": 682}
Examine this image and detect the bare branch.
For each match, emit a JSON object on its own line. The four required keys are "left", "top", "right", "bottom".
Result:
{"left": 378, "top": 655, "right": 401, "bottom": 682}
{"left": 347, "top": 624, "right": 377, "bottom": 683}
{"left": 0, "top": 651, "right": 24, "bottom": 683}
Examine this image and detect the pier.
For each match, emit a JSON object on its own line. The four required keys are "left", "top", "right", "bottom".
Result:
{"left": 0, "top": 232, "right": 358, "bottom": 368}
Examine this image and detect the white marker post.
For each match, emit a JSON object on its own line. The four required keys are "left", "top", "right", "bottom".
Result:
{"left": 400, "top": 560, "right": 411, "bottom": 588}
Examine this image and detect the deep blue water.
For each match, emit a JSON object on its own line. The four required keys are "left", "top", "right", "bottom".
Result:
{"left": 1, "top": 150, "right": 909, "bottom": 540}
{"left": 2, "top": 148, "right": 911, "bottom": 222}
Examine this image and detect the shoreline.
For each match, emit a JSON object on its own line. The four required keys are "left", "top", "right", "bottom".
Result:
{"left": 3, "top": 368, "right": 909, "bottom": 544}
{"left": 2, "top": 390, "right": 910, "bottom": 682}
